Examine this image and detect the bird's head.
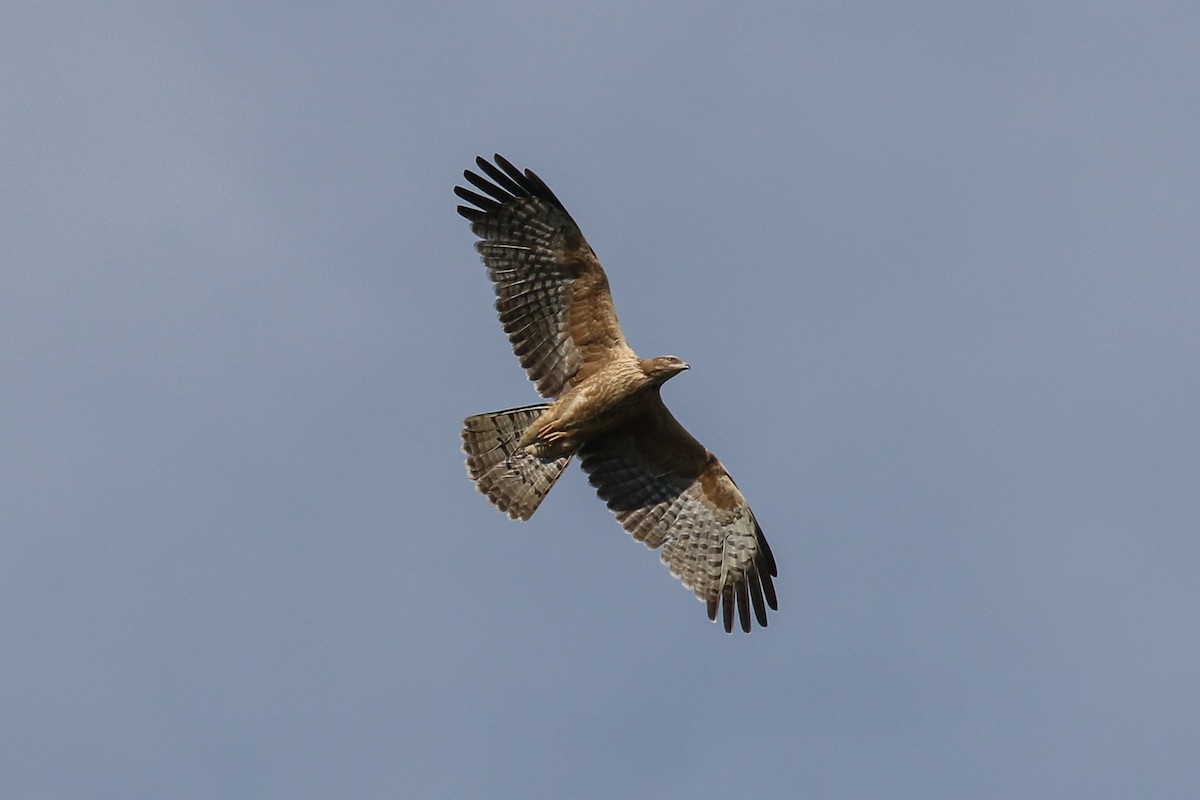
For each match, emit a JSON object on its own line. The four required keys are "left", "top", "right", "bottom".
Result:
{"left": 643, "top": 355, "right": 690, "bottom": 384}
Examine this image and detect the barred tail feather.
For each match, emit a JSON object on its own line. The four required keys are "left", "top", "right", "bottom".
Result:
{"left": 462, "top": 405, "right": 573, "bottom": 520}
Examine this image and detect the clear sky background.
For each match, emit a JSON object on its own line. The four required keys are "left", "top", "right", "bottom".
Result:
{"left": 4, "top": 3, "right": 1198, "bottom": 798}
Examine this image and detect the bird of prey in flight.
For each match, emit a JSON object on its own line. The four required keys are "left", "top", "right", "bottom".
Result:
{"left": 457, "top": 155, "right": 777, "bottom": 633}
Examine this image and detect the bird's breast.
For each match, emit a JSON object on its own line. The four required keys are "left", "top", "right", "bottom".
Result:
{"left": 548, "top": 360, "right": 655, "bottom": 438}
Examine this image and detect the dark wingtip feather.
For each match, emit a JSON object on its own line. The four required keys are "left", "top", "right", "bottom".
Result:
{"left": 464, "top": 168, "right": 514, "bottom": 202}
{"left": 756, "top": 519, "right": 778, "bottom": 578}
{"left": 492, "top": 153, "right": 520, "bottom": 179}
{"left": 736, "top": 581, "right": 751, "bottom": 633}
{"left": 761, "top": 568, "right": 778, "bottom": 611}
{"left": 476, "top": 155, "right": 526, "bottom": 197}
{"left": 749, "top": 570, "right": 768, "bottom": 628}
{"left": 520, "top": 167, "right": 570, "bottom": 213}
{"left": 722, "top": 590, "right": 734, "bottom": 633}
{"left": 453, "top": 185, "right": 498, "bottom": 212}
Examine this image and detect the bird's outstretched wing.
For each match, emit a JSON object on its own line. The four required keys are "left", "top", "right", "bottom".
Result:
{"left": 455, "top": 155, "right": 634, "bottom": 399}
{"left": 578, "top": 398, "right": 778, "bottom": 633}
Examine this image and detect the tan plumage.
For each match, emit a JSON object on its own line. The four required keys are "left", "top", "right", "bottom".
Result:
{"left": 458, "top": 155, "right": 777, "bottom": 633}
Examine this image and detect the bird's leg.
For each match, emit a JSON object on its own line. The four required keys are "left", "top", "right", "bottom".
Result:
{"left": 520, "top": 426, "right": 576, "bottom": 459}
{"left": 539, "top": 428, "right": 571, "bottom": 443}
{"left": 516, "top": 407, "right": 580, "bottom": 458}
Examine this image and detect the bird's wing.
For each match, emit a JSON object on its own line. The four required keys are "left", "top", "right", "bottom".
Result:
{"left": 578, "top": 397, "right": 778, "bottom": 632}
{"left": 456, "top": 155, "right": 634, "bottom": 399}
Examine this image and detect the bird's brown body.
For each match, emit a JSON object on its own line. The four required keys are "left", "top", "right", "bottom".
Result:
{"left": 519, "top": 356, "right": 688, "bottom": 459}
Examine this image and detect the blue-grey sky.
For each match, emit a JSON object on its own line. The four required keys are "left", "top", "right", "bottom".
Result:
{"left": 4, "top": 3, "right": 1199, "bottom": 798}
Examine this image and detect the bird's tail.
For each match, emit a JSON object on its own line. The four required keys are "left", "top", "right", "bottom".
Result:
{"left": 461, "top": 405, "right": 573, "bottom": 520}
